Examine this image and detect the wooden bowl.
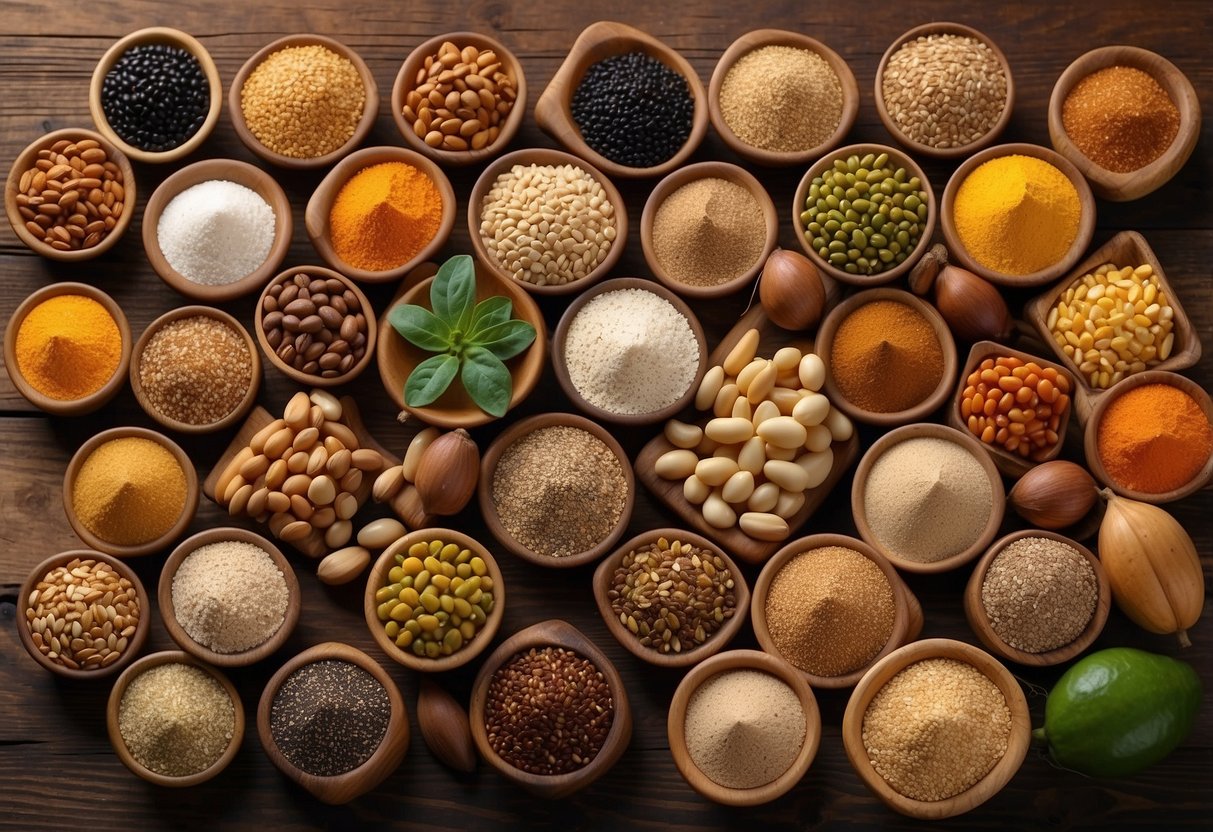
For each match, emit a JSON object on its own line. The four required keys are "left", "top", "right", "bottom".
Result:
{"left": 941, "top": 143, "right": 1096, "bottom": 287}
{"left": 793, "top": 142, "right": 936, "bottom": 286}
{"left": 257, "top": 641, "right": 409, "bottom": 804}
{"left": 592, "top": 528, "right": 751, "bottom": 668}
{"left": 17, "top": 549, "right": 151, "bottom": 680}
{"left": 667, "top": 649, "right": 821, "bottom": 806}
{"left": 391, "top": 31, "right": 528, "bottom": 167}
{"left": 752, "top": 534, "right": 923, "bottom": 689}
{"left": 5, "top": 128, "right": 136, "bottom": 261}
{"left": 552, "top": 277, "right": 707, "bottom": 425}
{"left": 874, "top": 23, "right": 1014, "bottom": 160}
{"left": 130, "top": 305, "right": 261, "bottom": 434}
{"left": 469, "top": 619, "right": 632, "bottom": 799}
{"left": 364, "top": 527, "right": 506, "bottom": 673}
{"left": 708, "top": 29, "right": 859, "bottom": 167}
{"left": 107, "top": 651, "right": 245, "bottom": 787}
{"left": 468, "top": 147, "right": 628, "bottom": 297}
{"left": 478, "top": 412, "right": 635, "bottom": 569}
{"left": 255, "top": 265, "right": 377, "bottom": 388}
{"left": 376, "top": 260, "right": 546, "bottom": 428}
{"left": 817, "top": 288, "right": 958, "bottom": 427}
{"left": 842, "top": 638, "right": 1031, "bottom": 819}
{"left": 230, "top": 34, "right": 378, "bottom": 170}
{"left": 3, "top": 281, "right": 131, "bottom": 416}
{"left": 851, "top": 423, "right": 1006, "bottom": 574}
{"left": 964, "top": 530, "right": 1110, "bottom": 666}
{"left": 1048, "top": 46, "right": 1201, "bottom": 201}
{"left": 88, "top": 27, "right": 222, "bottom": 164}
{"left": 158, "top": 527, "right": 301, "bottom": 667}
{"left": 306, "top": 145, "right": 456, "bottom": 284}
{"left": 534, "top": 20, "right": 709, "bottom": 180}
{"left": 640, "top": 162, "right": 778, "bottom": 298}
{"left": 1083, "top": 369, "right": 1213, "bottom": 503}
{"left": 946, "top": 340, "right": 1076, "bottom": 478}
{"left": 63, "top": 426, "right": 200, "bottom": 558}
{"left": 1025, "top": 230, "right": 1202, "bottom": 424}
{"left": 142, "top": 158, "right": 292, "bottom": 303}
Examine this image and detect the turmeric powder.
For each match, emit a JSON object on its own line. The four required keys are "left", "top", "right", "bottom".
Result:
{"left": 953, "top": 154, "right": 1081, "bottom": 276}
{"left": 328, "top": 161, "right": 442, "bottom": 272}
{"left": 15, "top": 294, "right": 121, "bottom": 400}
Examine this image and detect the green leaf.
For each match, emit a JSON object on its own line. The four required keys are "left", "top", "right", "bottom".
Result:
{"left": 467, "top": 295, "right": 513, "bottom": 334}
{"left": 468, "top": 318, "right": 537, "bottom": 360}
{"left": 388, "top": 303, "right": 452, "bottom": 353}
{"left": 404, "top": 354, "right": 460, "bottom": 407}
{"left": 430, "top": 255, "right": 476, "bottom": 332}
{"left": 461, "top": 346, "right": 512, "bottom": 417}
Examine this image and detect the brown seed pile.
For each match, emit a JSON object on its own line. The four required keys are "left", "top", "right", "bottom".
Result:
{"left": 25, "top": 556, "right": 139, "bottom": 671}
{"left": 719, "top": 45, "right": 842, "bottom": 152}
{"left": 765, "top": 546, "right": 895, "bottom": 677}
{"left": 484, "top": 646, "right": 614, "bottom": 775}
{"left": 1062, "top": 65, "right": 1179, "bottom": 173}
{"left": 862, "top": 658, "right": 1011, "bottom": 802}
{"left": 139, "top": 315, "right": 253, "bottom": 426}
{"left": 14, "top": 136, "right": 125, "bottom": 252}
{"left": 491, "top": 425, "right": 628, "bottom": 558}
{"left": 403, "top": 40, "right": 517, "bottom": 152}
{"left": 240, "top": 45, "right": 365, "bottom": 159}
{"left": 608, "top": 536, "right": 737, "bottom": 654}
{"left": 982, "top": 536, "right": 1098, "bottom": 653}
{"left": 118, "top": 663, "right": 234, "bottom": 777}
{"left": 651, "top": 177, "right": 766, "bottom": 287}
{"left": 261, "top": 272, "right": 369, "bottom": 379}
{"left": 881, "top": 34, "right": 1008, "bottom": 150}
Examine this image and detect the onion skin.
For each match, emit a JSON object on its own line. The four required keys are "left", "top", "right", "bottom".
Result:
{"left": 934, "top": 265, "right": 1015, "bottom": 343}
{"left": 759, "top": 248, "right": 826, "bottom": 331}
{"left": 1009, "top": 461, "right": 1097, "bottom": 528}
{"left": 414, "top": 429, "right": 480, "bottom": 515}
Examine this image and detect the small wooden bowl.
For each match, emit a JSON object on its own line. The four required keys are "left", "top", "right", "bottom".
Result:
{"left": 875, "top": 23, "right": 1014, "bottom": 160}
{"left": 306, "top": 146, "right": 456, "bottom": 284}
{"left": 377, "top": 260, "right": 546, "bottom": 428}
{"left": 391, "top": 31, "right": 528, "bottom": 167}
{"left": 469, "top": 619, "right": 632, "bottom": 799}
{"left": 63, "top": 426, "right": 200, "bottom": 558}
{"left": 478, "top": 412, "right": 635, "bottom": 569}
{"left": 592, "top": 528, "right": 750, "bottom": 668}
{"left": 5, "top": 128, "right": 136, "bottom": 262}
{"left": 255, "top": 265, "right": 377, "bottom": 388}
{"left": 1025, "top": 230, "right": 1202, "bottom": 424}
{"left": 792, "top": 142, "right": 936, "bottom": 286}
{"left": 364, "top": 527, "right": 506, "bottom": 673}
{"left": 142, "top": 158, "right": 292, "bottom": 303}
{"left": 17, "top": 549, "right": 151, "bottom": 680}
{"left": 1048, "top": 46, "right": 1201, "bottom": 202}
{"left": 3, "top": 281, "right": 131, "bottom": 416}
{"left": 468, "top": 147, "right": 628, "bottom": 297}
{"left": 640, "top": 162, "right": 778, "bottom": 298}
{"left": 941, "top": 143, "right": 1096, "bottom": 287}
{"left": 159, "top": 527, "right": 301, "bottom": 667}
{"left": 130, "top": 305, "right": 261, "bottom": 434}
{"left": 1083, "top": 369, "right": 1213, "bottom": 503}
{"left": 964, "top": 530, "right": 1110, "bottom": 666}
{"left": 89, "top": 27, "right": 222, "bottom": 164}
{"left": 668, "top": 649, "right": 821, "bottom": 806}
{"left": 946, "top": 340, "right": 1076, "bottom": 478}
{"left": 258, "top": 641, "right": 409, "bottom": 804}
{"left": 709, "top": 29, "right": 858, "bottom": 167}
{"left": 817, "top": 288, "right": 958, "bottom": 427}
{"left": 552, "top": 278, "right": 707, "bottom": 425}
{"left": 107, "top": 651, "right": 245, "bottom": 787}
{"left": 534, "top": 20, "right": 709, "bottom": 180}
{"left": 230, "top": 34, "right": 378, "bottom": 170}
{"left": 851, "top": 423, "right": 1006, "bottom": 574}
{"left": 842, "top": 638, "right": 1031, "bottom": 819}
{"left": 752, "top": 534, "right": 922, "bottom": 689}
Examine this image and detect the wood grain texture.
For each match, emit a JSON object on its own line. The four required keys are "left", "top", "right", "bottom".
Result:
{"left": 1, "top": 0, "right": 1211, "bottom": 829}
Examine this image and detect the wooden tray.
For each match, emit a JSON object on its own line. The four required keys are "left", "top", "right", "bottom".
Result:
{"left": 635, "top": 303, "right": 860, "bottom": 566}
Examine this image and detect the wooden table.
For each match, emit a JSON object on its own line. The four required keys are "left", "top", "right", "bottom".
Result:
{"left": 2, "top": 1, "right": 1209, "bottom": 829}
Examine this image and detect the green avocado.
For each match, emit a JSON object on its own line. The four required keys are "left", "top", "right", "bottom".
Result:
{"left": 1034, "top": 647, "right": 1201, "bottom": 778}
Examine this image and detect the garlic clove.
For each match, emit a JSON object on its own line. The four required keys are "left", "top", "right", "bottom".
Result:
{"left": 758, "top": 248, "right": 826, "bottom": 331}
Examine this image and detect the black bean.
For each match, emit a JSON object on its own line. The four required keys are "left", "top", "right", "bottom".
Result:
{"left": 101, "top": 44, "right": 209, "bottom": 152}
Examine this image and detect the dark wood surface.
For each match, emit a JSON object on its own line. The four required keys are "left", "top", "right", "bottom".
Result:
{"left": 1, "top": 1, "right": 1210, "bottom": 829}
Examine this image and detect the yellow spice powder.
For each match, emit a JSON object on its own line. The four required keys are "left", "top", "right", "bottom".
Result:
{"left": 72, "top": 437, "right": 187, "bottom": 546}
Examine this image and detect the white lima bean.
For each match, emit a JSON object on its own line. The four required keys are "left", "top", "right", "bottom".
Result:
{"left": 738, "top": 436, "right": 766, "bottom": 474}
{"left": 799, "top": 353, "right": 826, "bottom": 391}
{"left": 722, "top": 470, "right": 756, "bottom": 504}
{"left": 757, "top": 416, "right": 807, "bottom": 449}
{"left": 655, "top": 448, "right": 698, "bottom": 479}
{"left": 739, "top": 512, "right": 789, "bottom": 541}
{"left": 696, "top": 457, "right": 738, "bottom": 487}
{"left": 703, "top": 491, "right": 737, "bottom": 529}
{"left": 774, "top": 489, "right": 806, "bottom": 519}
{"left": 723, "top": 328, "right": 760, "bottom": 376}
{"left": 683, "top": 474, "right": 710, "bottom": 504}
{"left": 695, "top": 365, "right": 725, "bottom": 411}
{"left": 797, "top": 449, "right": 834, "bottom": 489}
{"left": 793, "top": 392, "right": 830, "bottom": 426}
{"left": 664, "top": 419, "right": 703, "bottom": 450}
{"left": 705, "top": 417, "right": 753, "bottom": 444}
{"left": 804, "top": 424, "right": 834, "bottom": 453}
{"left": 747, "top": 482, "right": 781, "bottom": 513}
